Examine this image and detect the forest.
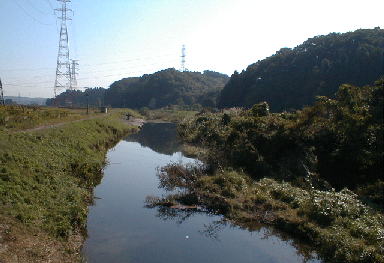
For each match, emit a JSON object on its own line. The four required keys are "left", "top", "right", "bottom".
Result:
{"left": 47, "top": 69, "right": 229, "bottom": 109}
{"left": 218, "top": 28, "right": 384, "bottom": 111}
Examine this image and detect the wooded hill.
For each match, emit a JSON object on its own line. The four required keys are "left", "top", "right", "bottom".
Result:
{"left": 48, "top": 69, "right": 229, "bottom": 109}
{"left": 218, "top": 28, "right": 384, "bottom": 111}
{"left": 107, "top": 69, "right": 228, "bottom": 108}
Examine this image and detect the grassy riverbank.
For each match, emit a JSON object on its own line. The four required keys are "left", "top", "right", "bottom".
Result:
{"left": 0, "top": 107, "right": 137, "bottom": 262}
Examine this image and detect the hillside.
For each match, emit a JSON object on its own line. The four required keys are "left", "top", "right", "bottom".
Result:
{"left": 48, "top": 69, "right": 229, "bottom": 108}
{"left": 218, "top": 28, "right": 384, "bottom": 111}
{"left": 107, "top": 69, "right": 229, "bottom": 108}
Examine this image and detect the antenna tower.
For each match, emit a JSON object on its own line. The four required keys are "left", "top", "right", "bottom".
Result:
{"left": 181, "top": 45, "right": 186, "bottom": 72}
{"left": 54, "top": 0, "right": 72, "bottom": 97}
{"left": 0, "top": 78, "right": 4, "bottom": 105}
{"left": 70, "top": 59, "right": 79, "bottom": 89}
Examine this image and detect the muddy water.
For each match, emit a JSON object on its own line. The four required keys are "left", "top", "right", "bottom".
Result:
{"left": 83, "top": 123, "right": 321, "bottom": 263}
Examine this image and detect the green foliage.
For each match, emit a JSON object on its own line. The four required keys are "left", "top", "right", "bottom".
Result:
{"left": 154, "top": 165, "right": 384, "bottom": 263}
{"left": 46, "top": 87, "right": 107, "bottom": 108}
{"left": 50, "top": 69, "right": 229, "bottom": 109}
{"left": 296, "top": 79, "right": 383, "bottom": 189}
{"left": 139, "top": 106, "right": 199, "bottom": 122}
{"left": 0, "top": 114, "right": 132, "bottom": 239}
{"left": 219, "top": 28, "right": 384, "bottom": 111}
{"left": 174, "top": 79, "right": 384, "bottom": 261}
{"left": 0, "top": 105, "right": 92, "bottom": 131}
{"left": 107, "top": 69, "right": 229, "bottom": 109}
{"left": 179, "top": 80, "right": 383, "bottom": 205}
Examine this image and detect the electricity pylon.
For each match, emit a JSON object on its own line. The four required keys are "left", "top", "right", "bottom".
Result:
{"left": 70, "top": 59, "right": 79, "bottom": 89}
{"left": 181, "top": 45, "right": 186, "bottom": 72}
{"left": 53, "top": 0, "right": 72, "bottom": 97}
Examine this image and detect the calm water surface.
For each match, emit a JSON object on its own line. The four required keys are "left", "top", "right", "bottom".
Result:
{"left": 83, "top": 123, "right": 321, "bottom": 263}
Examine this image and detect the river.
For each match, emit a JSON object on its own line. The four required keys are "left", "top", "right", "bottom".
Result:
{"left": 83, "top": 123, "right": 321, "bottom": 263}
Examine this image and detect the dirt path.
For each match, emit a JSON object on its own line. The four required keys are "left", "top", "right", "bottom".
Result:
{"left": 15, "top": 114, "right": 106, "bottom": 133}
{"left": 15, "top": 115, "right": 149, "bottom": 134}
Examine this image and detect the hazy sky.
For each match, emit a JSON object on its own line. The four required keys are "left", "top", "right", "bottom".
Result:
{"left": 0, "top": 0, "right": 383, "bottom": 98}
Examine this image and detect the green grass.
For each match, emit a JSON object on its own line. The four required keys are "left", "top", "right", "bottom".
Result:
{"left": 140, "top": 108, "right": 198, "bottom": 122}
{"left": 0, "top": 105, "right": 102, "bottom": 131}
{"left": 0, "top": 111, "right": 136, "bottom": 239}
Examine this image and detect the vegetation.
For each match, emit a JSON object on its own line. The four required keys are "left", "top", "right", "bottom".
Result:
{"left": 0, "top": 105, "right": 100, "bottom": 131}
{"left": 49, "top": 69, "right": 229, "bottom": 109}
{"left": 0, "top": 108, "right": 137, "bottom": 262}
{"left": 219, "top": 28, "right": 384, "bottom": 111}
{"left": 180, "top": 79, "right": 383, "bottom": 197}
{"left": 146, "top": 79, "right": 384, "bottom": 262}
{"left": 151, "top": 165, "right": 384, "bottom": 263}
{"left": 139, "top": 105, "right": 199, "bottom": 123}
{"left": 46, "top": 87, "right": 107, "bottom": 108}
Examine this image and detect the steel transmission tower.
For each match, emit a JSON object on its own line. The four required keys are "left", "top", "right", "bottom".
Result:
{"left": 181, "top": 45, "right": 186, "bottom": 72}
{"left": 0, "top": 78, "right": 4, "bottom": 106}
{"left": 70, "top": 59, "right": 79, "bottom": 89}
{"left": 54, "top": 0, "right": 72, "bottom": 97}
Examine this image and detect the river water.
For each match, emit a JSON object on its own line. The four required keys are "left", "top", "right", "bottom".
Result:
{"left": 83, "top": 123, "right": 321, "bottom": 263}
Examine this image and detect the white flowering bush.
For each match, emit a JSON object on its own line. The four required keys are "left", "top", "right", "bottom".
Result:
{"left": 301, "top": 188, "right": 369, "bottom": 225}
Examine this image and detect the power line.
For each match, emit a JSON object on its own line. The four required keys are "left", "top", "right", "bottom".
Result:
{"left": 0, "top": 53, "right": 176, "bottom": 72}
{"left": 4, "top": 61, "right": 180, "bottom": 89}
{"left": 44, "top": 0, "right": 55, "bottom": 10}
{"left": 13, "top": 0, "right": 53, "bottom": 26}
{"left": 4, "top": 57, "right": 179, "bottom": 84}
{"left": 24, "top": 0, "right": 50, "bottom": 15}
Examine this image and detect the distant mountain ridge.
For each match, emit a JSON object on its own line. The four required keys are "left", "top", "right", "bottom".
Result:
{"left": 4, "top": 96, "right": 47, "bottom": 105}
{"left": 218, "top": 28, "right": 384, "bottom": 111}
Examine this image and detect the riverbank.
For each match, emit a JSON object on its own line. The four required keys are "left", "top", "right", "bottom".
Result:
{"left": 0, "top": 107, "right": 138, "bottom": 262}
{"left": 150, "top": 81, "right": 384, "bottom": 262}
{"left": 152, "top": 165, "right": 383, "bottom": 262}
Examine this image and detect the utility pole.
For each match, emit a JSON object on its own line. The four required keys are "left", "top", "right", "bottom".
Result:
{"left": 70, "top": 59, "right": 79, "bottom": 89}
{"left": 54, "top": 0, "right": 72, "bottom": 97}
{"left": 0, "top": 78, "right": 4, "bottom": 106}
{"left": 181, "top": 45, "right": 186, "bottom": 72}
{"left": 85, "top": 92, "right": 89, "bottom": 115}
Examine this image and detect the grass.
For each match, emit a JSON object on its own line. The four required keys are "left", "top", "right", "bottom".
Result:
{"left": 140, "top": 108, "right": 198, "bottom": 122}
{"left": 0, "top": 105, "right": 101, "bottom": 131}
{"left": 151, "top": 164, "right": 384, "bottom": 263}
{"left": 0, "top": 107, "right": 138, "bottom": 262}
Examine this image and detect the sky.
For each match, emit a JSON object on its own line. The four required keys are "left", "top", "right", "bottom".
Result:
{"left": 0, "top": 0, "right": 383, "bottom": 98}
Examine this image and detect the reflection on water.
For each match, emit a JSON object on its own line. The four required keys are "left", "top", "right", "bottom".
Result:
{"left": 83, "top": 123, "right": 321, "bottom": 263}
{"left": 125, "top": 122, "right": 181, "bottom": 155}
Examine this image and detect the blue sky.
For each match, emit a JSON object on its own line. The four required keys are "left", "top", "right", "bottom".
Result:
{"left": 0, "top": 0, "right": 383, "bottom": 97}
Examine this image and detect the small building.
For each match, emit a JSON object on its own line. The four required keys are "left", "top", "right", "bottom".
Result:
{"left": 100, "top": 107, "right": 108, "bottom": 114}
